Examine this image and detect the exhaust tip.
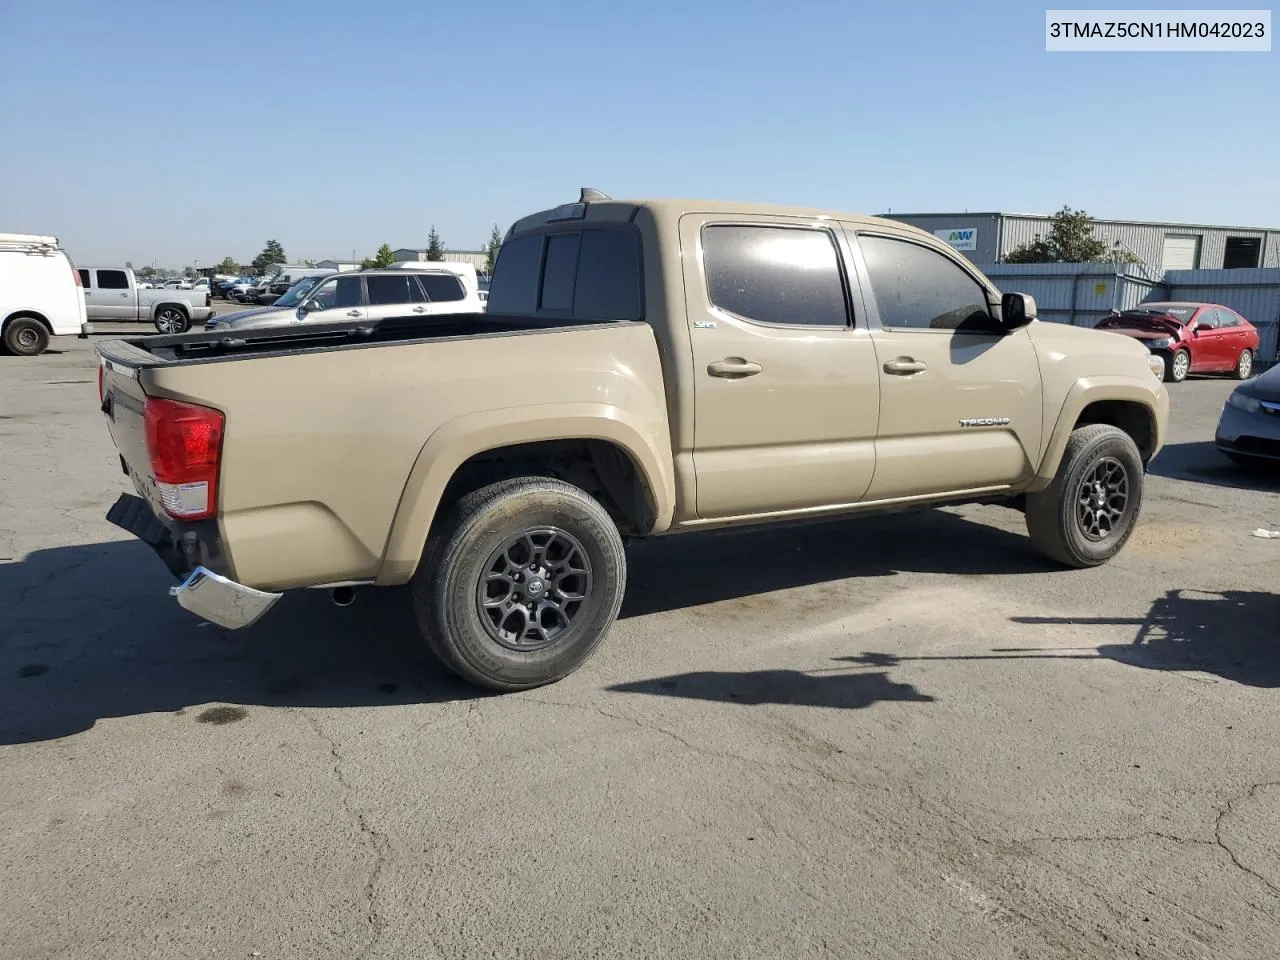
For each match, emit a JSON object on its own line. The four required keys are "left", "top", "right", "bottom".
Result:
{"left": 331, "top": 586, "right": 356, "bottom": 607}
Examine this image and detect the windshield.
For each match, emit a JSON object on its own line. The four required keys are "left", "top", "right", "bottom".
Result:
{"left": 274, "top": 276, "right": 322, "bottom": 307}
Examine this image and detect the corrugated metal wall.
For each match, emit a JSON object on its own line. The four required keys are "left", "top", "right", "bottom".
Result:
{"left": 1160, "top": 268, "right": 1280, "bottom": 362}
{"left": 979, "top": 263, "right": 1160, "bottom": 329}
{"left": 999, "top": 217, "right": 1275, "bottom": 274}
{"left": 889, "top": 214, "right": 1280, "bottom": 271}
{"left": 979, "top": 263, "right": 1280, "bottom": 362}
{"left": 878, "top": 213, "right": 1003, "bottom": 263}
{"left": 1266, "top": 234, "right": 1280, "bottom": 268}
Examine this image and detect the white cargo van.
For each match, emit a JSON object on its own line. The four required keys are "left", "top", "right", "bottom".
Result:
{"left": 0, "top": 233, "right": 87, "bottom": 356}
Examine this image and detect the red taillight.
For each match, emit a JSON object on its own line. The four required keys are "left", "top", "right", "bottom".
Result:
{"left": 97, "top": 364, "right": 105, "bottom": 404}
{"left": 144, "top": 397, "right": 224, "bottom": 520}
{"left": 72, "top": 265, "right": 82, "bottom": 287}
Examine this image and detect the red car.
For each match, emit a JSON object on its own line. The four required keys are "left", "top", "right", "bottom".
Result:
{"left": 1096, "top": 301, "right": 1260, "bottom": 383}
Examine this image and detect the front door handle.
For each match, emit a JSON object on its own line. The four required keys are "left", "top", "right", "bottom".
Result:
{"left": 411, "top": 306, "right": 427, "bottom": 313}
{"left": 884, "top": 358, "right": 927, "bottom": 375}
{"left": 346, "top": 310, "right": 362, "bottom": 318}
{"left": 707, "top": 358, "right": 763, "bottom": 378}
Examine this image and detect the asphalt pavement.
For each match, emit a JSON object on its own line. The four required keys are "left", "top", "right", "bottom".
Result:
{"left": 2, "top": 327, "right": 1279, "bottom": 959}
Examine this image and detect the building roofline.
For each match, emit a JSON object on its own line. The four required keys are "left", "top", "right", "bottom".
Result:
{"left": 883, "top": 212, "right": 1280, "bottom": 232}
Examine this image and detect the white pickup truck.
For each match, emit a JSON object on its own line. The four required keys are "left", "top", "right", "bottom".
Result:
{"left": 78, "top": 266, "right": 215, "bottom": 334}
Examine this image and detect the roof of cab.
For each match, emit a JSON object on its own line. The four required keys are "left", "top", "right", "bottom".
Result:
{"left": 510, "top": 196, "right": 934, "bottom": 241}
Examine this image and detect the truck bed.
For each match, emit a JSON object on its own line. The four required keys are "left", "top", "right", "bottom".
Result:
{"left": 95, "top": 311, "right": 672, "bottom": 592}
{"left": 97, "top": 312, "right": 625, "bottom": 367}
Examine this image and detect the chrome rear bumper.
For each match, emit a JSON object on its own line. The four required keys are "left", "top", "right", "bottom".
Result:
{"left": 170, "top": 566, "right": 282, "bottom": 630}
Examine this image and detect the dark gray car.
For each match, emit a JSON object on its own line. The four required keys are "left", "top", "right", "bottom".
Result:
{"left": 1216, "top": 362, "right": 1280, "bottom": 463}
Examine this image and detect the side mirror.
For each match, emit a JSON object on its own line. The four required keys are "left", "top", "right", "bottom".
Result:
{"left": 1001, "top": 292, "right": 1037, "bottom": 329}
{"left": 301, "top": 299, "right": 322, "bottom": 313}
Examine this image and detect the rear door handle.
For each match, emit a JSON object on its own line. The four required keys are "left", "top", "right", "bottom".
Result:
{"left": 411, "top": 306, "right": 427, "bottom": 313}
{"left": 707, "top": 358, "right": 763, "bottom": 378}
{"left": 346, "top": 310, "right": 362, "bottom": 318}
{"left": 884, "top": 358, "right": 927, "bottom": 375}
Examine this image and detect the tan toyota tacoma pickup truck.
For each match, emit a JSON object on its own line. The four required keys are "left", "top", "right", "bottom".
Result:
{"left": 96, "top": 189, "right": 1169, "bottom": 691}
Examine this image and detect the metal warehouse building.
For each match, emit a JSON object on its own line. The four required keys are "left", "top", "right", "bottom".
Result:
{"left": 883, "top": 211, "right": 1280, "bottom": 274}
{"left": 393, "top": 248, "right": 489, "bottom": 271}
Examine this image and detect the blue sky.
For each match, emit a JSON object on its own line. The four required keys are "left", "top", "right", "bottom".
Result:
{"left": 0, "top": 0, "right": 1275, "bottom": 266}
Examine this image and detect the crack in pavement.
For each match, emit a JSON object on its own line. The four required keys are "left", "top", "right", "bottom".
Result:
{"left": 514, "top": 694, "right": 873, "bottom": 790}
{"left": 1214, "top": 780, "right": 1280, "bottom": 901}
{"left": 7, "top": 554, "right": 98, "bottom": 607}
{"left": 1025, "top": 780, "right": 1280, "bottom": 904}
{"left": 296, "top": 711, "right": 391, "bottom": 959}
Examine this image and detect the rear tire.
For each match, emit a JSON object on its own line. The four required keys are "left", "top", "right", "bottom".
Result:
{"left": 1025, "top": 424, "right": 1144, "bottom": 568}
{"left": 2, "top": 316, "right": 51, "bottom": 357}
{"left": 411, "top": 477, "right": 626, "bottom": 691}
{"left": 1235, "top": 348, "right": 1254, "bottom": 380}
{"left": 154, "top": 307, "right": 190, "bottom": 334}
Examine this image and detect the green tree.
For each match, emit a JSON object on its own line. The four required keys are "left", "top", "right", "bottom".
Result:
{"left": 251, "top": 239, "right": 287, "bottom": 275}
{"left": 360, "top": 257, "right": 378, "bottom": 269}
{"left": 425, "top": 226, "right": 444, "bottom": 262}
{"left": 215, "top": 256, "right": 240, "bottom": 274}
{"left": 137, "top": 266, "right": 156, "bottom": 279}
{"left": 1004, "top": 207, "right": 1136, "bottom": 264}
{"left": 484, "top": 224, "right": 502, "bottom": 275}
{"left": 371, "top": 243, "right": 397, "bottom": 268}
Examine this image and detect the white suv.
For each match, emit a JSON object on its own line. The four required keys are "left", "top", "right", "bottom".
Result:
{"left": 207, "top": 264, "right": 483, "bottom": 331}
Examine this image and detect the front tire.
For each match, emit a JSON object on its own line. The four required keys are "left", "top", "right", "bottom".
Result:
{"left": 412, "top": 477, "right": 626, "bottom": 691}
{"left": 1165, "top": 349, "right": 1190, "bottom": 383}
{"left": 1025, "top": 424, "right": 1144, "bottom": 568}
{"left": 2, "top": 316, "right": 51, "bottom": 356}
{"left": 1235, "top": 348, "right": 1254, "bottom": 380}
{"left": 154, "top": 307, "right": 190, "bottom": 334}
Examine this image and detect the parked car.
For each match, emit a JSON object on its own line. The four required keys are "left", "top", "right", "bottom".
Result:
{"left": 264, "top": 268, "right": 335, "bottom": 301}
{"left": 207, "top": 264, "right": 483, "bottom": 331}
{"left": 235, "top": 268, "right": 332, "bottom": 306}
{"left": 96, "top": 189, "right": 1170, "bottom": 692}
{"left": 225, "top": 277, "right": 261, "bottom": 302}
{"left": 0, "top": 232, "right": 87, "bottom": 356}
{"left": 1216, "top": 363, "right": 1280, "bottom": 465}
{"left": 78, "top": 266, "right": 215, "bottom": 333}
{"left": 1095, "top": 302, "right": 1260, "bottom": 383}
{"left": 216, "top": 276, "right": 252, "bottom": 298}
{"left": 205, "top": 275, "right": 328, "bottom": 329}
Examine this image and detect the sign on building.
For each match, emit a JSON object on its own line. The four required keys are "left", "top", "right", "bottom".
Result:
{"left": 933, "top": 228, "right": 978, "bottom": 252}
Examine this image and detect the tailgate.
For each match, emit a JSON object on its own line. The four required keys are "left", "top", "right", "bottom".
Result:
{"left": 98, "top": 345, "right": 166, "bottom": 518}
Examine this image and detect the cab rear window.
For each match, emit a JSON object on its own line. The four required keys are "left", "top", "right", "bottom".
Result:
{"left": 487, "top": 228, "right": 642, "bottom": 321}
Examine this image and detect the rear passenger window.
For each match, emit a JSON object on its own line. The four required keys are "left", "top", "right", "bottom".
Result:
{"left": 702, "top": 225, "right": 848, "bottom": 327}
{"left": 539, "top": 234, "right": 581, "bottom": 312}
{"left": 487, "top": 235, "right": 541, "bottom": 314}
{"left": 419, "top": 274, "right": 465, "bottom": 302}
{"left": 97, "top": 269, "right": 129, "bottom": 290}
{"left": 858, "top": 235, "right": 993, "bottom": 332}
{"left": 77, "top": 269, "right": 90, "bottom": 287}
{"left": 366, "top": 275, "right": 415, "bottom": 306}
{"left": 575, "top": 230, "right": 642, "bottom": 320}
